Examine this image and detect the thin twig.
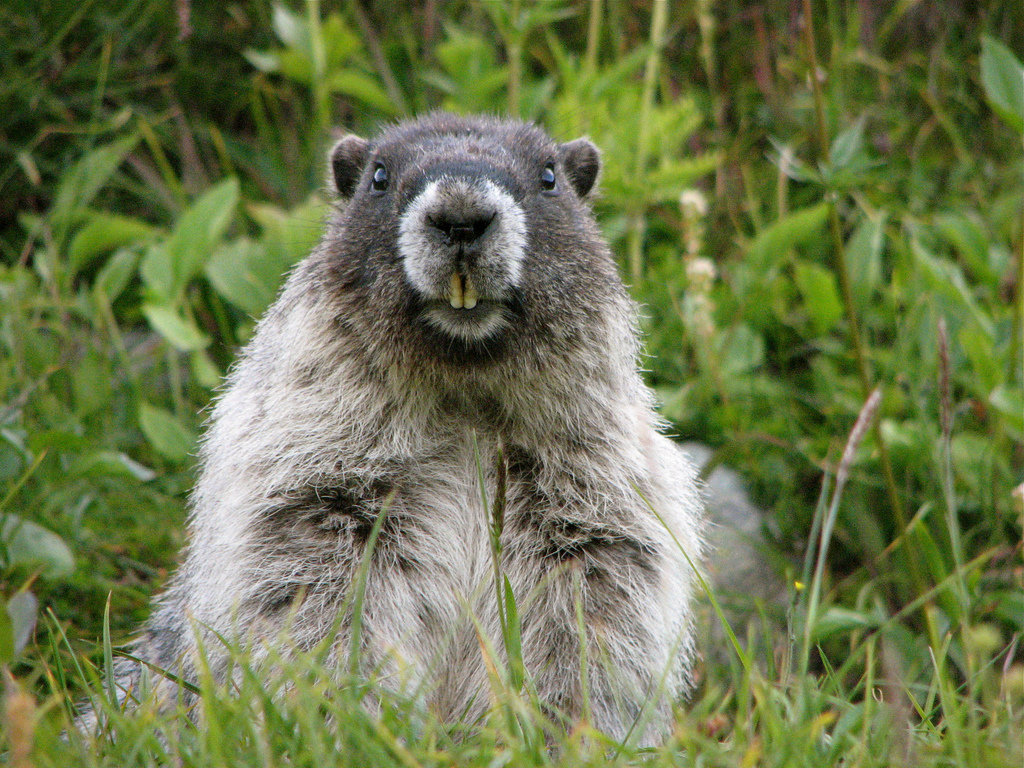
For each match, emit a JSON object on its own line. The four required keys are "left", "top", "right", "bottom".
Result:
{"left": 350, "top": 0, "right": 410, "bottom": 116}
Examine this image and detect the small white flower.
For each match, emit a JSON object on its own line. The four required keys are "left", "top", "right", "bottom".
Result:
{"left": 679, "top": 189, "right": 708, "bottom": 218}
{"left": 685, "top": 257, "right": 717, "bottom": 292}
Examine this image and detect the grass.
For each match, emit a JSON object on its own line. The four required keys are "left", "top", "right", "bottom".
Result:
{"left": 1, "top": 0, "right": 1022, "bottom": 765}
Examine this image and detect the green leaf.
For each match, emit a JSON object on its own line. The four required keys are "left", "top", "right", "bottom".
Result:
{"left": 958, "top": 325, "right": 1001, "bottom": 395}
{"left": 205, "top": 238, "right": 277, "bottom": 316}
{"left": 327, "top": 70, "right": 397, "bottom": 114}
{"left": 272, "top": 2, "right": 307, "bottom": 49}
{"left": 140, "top": 242, "right": 174, "bottom": 300}
{"left": 717, "top": 324, "right": 766, "bottom": 377}
{"left": 828, "top": 117, "right": 866, "bottom": 170}
{"left": 247, "top": 198, "right": 327, "bottom": 264}
{"left": 138, "top": 403, "right": 197, "bottom": 462}
{"left": 846, "top": 212, "right": 886, "bottom": 309}
{"left": 190, "top": 350, "right": 223, "bottom": 389}
{"left": 67, "top": 451, "right": 156, "bottom": 482}
{"left": 989, "top": 386, "right": 1024, "bottom": 439}
{"left": 7, "top": 591, "right": 38, "bottom": 658}
{"left": 811, "top": 606, "right": 878, "bottom": 642}
{"left": 502, "top": 575, "right": 525, "bottom": 691}
{"left": 49, "top": 134, "right": 139, "bottom": 235}
{"left": 913, "top": 240, "right": 994, "bottom": 338}
{"left": 980, "top": 35, "right": 1024, "bottom": 133}
{"left": 164, "top": 178, "right": 240, "bottom": 298}
{"left": 67, "top": 212, "right": 157, "bottom": 276}
{"left": 935, "top": 213, "right": 994, "bottom": 282}
{"left": 93, "top": 247, "right": 139, "bottom": 305}
{"left": 0, "top": 513, "right": 74, "bottom": 578}
{"left": 142, "top": 303, "right": 210, "bottom": 351}
{"left": 0, "top": 607, "right": 11, "bottom": 664}
{"left": 747, "top": 203, "right": 830, "bottom": 271}
{"left": 646, "top": 155, "right": 721, "bottom": 201}
{"left": 243, "top": 49, "right": 280, "bottom": 73}
{"left": 793, "top": 261, "right": 844, "bottom": 333}
{"left": 71, "top": 351, "right": 111, "bottom": 416}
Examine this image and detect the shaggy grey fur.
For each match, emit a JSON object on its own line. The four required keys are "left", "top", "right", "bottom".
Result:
{"left": 117, "top": 113, "right": 705, "bottom": 743}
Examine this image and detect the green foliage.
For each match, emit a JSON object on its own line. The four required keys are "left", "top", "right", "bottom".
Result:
{"left": 0, "top": 0, "right": 1021, "bottom": 764}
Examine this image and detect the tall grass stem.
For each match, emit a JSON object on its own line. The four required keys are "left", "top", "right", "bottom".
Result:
{"left": 628, "top": 0, "right": 669, "bottom": 285}
{"left": 799, "top": 0, "right": 921, "bottom": 597}
{"left": 801, "top": 387, "right": 880, "bottom": 678}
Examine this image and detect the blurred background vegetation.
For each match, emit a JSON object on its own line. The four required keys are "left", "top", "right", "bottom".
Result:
{"left": 0, "top": 0, "right": 1021, "bottom": 763}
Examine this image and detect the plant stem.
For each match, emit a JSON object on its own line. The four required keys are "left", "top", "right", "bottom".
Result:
{"left": 799, "top": 0, "right": 923, "bottom": 596}
{"left": 306, "top": 0, "right": 329, "bottom": 138}
{"left": 351, "top": 0, "right": 410, "bottom": 116}
{"left": 629, "top": 0, "right": 669, "bottom": 286}
{"left": 1017, "top": 161, "right": 1024, "bottom": 385}
{"left": 507, "top": 0, "right": 522, "bottom": 116}
{"left": 584, "top": 0, "right": 602, "bottom": 76}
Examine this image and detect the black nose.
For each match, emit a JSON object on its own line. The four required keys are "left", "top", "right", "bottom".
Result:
{"left": 428, "top": 213, "right": 495, "bottom": 245}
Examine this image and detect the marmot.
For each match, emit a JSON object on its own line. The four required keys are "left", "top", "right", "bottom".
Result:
{"left": 119, "top": 113, "right": 705, "bottom": 743}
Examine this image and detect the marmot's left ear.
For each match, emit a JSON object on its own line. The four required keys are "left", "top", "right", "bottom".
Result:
{"left": 559, "top": 138, "right": 601, "bottom": 197}
{"left": 329, "top": 134, "right": 369, "bottom": 198}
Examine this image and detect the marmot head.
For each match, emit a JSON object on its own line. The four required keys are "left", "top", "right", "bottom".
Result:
{"left": 323, "top": 113, "right": 621, "bottom": 369}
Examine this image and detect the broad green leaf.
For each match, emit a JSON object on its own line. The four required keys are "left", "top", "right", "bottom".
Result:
{"left": 913, "top": 240, "right": 995, "bottom": 338}
{"left": 71, "top": 351, "right": 111, "bottom": 416}
{"left": 93, "top": 247, "right": 139, "bottom": 305}
{"left": 205, "top": 238, "right": 277, "bottom": 316}
{"left": 0, "top": 513, "right": 74, "bottom": 578}
{"left": 67, "top": 212, "right": 157, "bottom": 275}
{"left": 278, "top": 48, "right": 314, "bottom": 84}
{"left": 646, "top": 155, "right": 721, "bottom": 200}
{"left": 142, "top": 303, "right": 210, "bottom": 351}
{"left": 68, "top": 451, "right": 156, "bottom": 482}
{"left": 246, "top": 198, "right": 327, "bottom": 263}
{"left": 846, "top": 213, "right": 885, "bottom": 309}
{"left": 164, "top": 178, "right": 240, "bottom": 298}
{"left": 957, "top": 325, "right": 1001, "bottom": 395}
{"left": 935, "top": 213, "right": 994, "bottom": 282}
{"left": 327, "top": 70, "right": 397, "bottom": 114}
{"left": 0, "top": 607, "right": 11, "bottom": 663}
{"left": 322, "top": 12, "right": 362, "bottom": 67}
{"left": 717, "top": 324, "right": 766, "bottom": 377}
{"left": 140, "top": 242, "right": 174, "bottom": 300}
{"left": 49, "top": 134, "right": 139, "bottom": 234}
{"left": 190, "top": 350, "right": 223, "bottom": 389}
{"left": 990, "top": 590, "right": 1024, "bottom": 630}
{"left": 793, "top": 261, "right": 844, "bottom": 333}
{"left": 989, "top": 386, "right": 1024, "bottom": 438}
{"left": 138, "top": 403, "right": 196, "bottom": 462}
{"left": 6, "top": 591, "right": 38, "bottom": 657}
{"left": 812, "top": 606, "right": 878, "bottom": 642}
{"left": 829, "top": 117, "right": 866, "bottom": 170}
{"left": 747, "top": 203, "right": 830, "bottom": 271}
{"left": 980, "top": 35, "right": 1024, "bottom": 133}
{"left": 272, "top": 2, "right": 307, "bottom": 49}
{"left": 243, "top": 49, "right": 280, "bottom": 73}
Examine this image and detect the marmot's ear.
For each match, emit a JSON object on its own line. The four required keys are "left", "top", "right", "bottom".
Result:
{"left": 559, "top": 138, "right": 601, "bottom": 197}
{"left": 329, "top": 135, "right": 369, "bottom": 198}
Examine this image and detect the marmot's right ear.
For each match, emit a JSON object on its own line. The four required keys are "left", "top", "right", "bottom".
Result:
{"left": 329, "top": 135, "right": 370, "bottom": 198}
{"left": 559, "top": 138, "right": 601, "bottom": 197}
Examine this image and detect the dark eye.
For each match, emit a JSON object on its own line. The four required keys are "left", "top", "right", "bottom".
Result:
{"left": 371, "top": 163, "right": 388, "bottom": 192}
{"left": 540, "top": 162, "right": 557, "bottom": 192}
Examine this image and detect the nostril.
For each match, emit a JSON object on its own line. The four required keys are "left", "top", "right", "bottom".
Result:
{"left": 428, "top": 213, "right": 495, "bottom": 245}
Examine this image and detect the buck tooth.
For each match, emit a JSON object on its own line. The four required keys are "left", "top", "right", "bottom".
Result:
{"left": 463, "top": 277, "right": 478, "bottom": 309}
{"left": 449, "top": 272, "right": 464, "bottom": 308}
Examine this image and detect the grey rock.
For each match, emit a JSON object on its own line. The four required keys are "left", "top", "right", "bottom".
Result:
{"left": 677, "top": 442, "right": 786, "bottom": 608}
